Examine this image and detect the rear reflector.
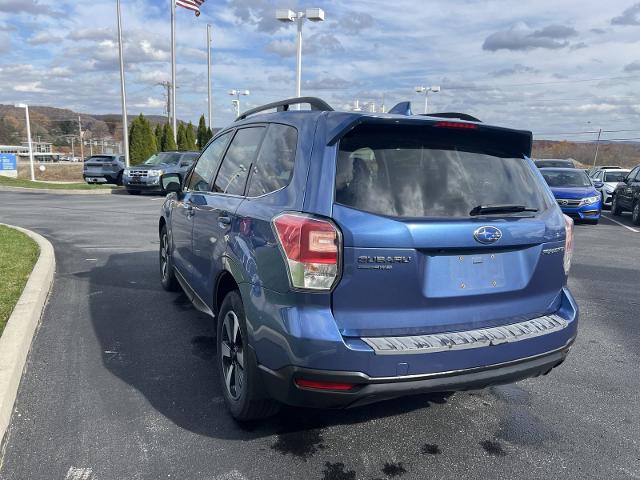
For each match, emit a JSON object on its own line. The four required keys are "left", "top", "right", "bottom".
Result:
{"left": 434, "top": 121, "right": 478, "bottom": 130}
{"left": 295, "top": 379, "right": 355, "bottom": 391}
{"left": 563, "top": 214, "right": 574, "bottom": 275}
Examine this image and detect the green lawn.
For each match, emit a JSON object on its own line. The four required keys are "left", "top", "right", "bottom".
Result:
{"left": 0, "top": 175, "right": 116, "bottom": 190}
{"left": 0, "top": 226, "right": 40, "bottom": 337}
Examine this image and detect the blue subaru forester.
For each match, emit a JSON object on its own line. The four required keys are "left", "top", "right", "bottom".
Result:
{"left": 158, "top": 97, "right": 578, "bottom": 420}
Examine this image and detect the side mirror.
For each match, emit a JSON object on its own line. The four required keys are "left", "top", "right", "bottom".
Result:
{"left": 594, "top": 181, "right": 604, "bottom": 189}
{"left": 161, "top": 173, "right": 182, "bottom": 194}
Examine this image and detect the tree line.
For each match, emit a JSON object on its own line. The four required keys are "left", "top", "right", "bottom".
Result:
{"left": 128, "top": 113, "right": 213, "bottom": 165}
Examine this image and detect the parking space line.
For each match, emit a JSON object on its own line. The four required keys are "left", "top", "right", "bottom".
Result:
{"left": 601, "top": 214, "right": 639, "bottom": 233}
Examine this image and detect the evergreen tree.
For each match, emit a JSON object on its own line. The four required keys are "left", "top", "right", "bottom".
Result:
{"left": 128, "top": 114, "right": 156, "bottom": 165}
{"left": 185, "top": 122, "right": 197, "bottom": 150}
{"left": 177, "top": 122, "right": 187, "bottom": 151}
{"left": 206, "top": 127, "right": 213, "bottom": 145}
{"left": 161, "top": 123, "right": 177, "bottom": 151}
{"left": 197, "top": 114, "right": 208, "bottom": 149}
{"left": 154, "top": 124, "right": 163, "bottom": 152}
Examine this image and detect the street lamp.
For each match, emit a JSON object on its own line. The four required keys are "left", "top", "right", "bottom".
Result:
{"left": 415, "top": 85, "right": 441, "bottom": 114}
{"left": 276, "top": 8, "right": 325, "bottom": 102}
{"left": 229, "top": 89, "right": 250, "bottom": 117}
{"left": 14, "top": 103, "right": 35, "bottom": 181}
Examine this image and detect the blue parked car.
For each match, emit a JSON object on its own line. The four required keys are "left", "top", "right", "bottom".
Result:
{"left": 540, "top": 168, "right": 602, "bottom": 224}
{"left": 158, "top": 97, "right": 578, "bottom": 420}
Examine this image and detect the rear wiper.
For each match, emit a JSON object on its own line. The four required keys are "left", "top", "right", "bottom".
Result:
{"left": 469, "top": 204, "right": 538, "bottom": 216}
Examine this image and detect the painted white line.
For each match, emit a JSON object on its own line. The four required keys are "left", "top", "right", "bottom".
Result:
{"left": 601, "top": 214, "right": 640, "bottom": 233}
{"left": 64, "top": 466, "right": 94, "bottom": 480}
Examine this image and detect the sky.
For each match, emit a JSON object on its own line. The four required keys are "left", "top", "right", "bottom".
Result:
{"left": 0, "top": 0, "right": 639, "bottom": 141}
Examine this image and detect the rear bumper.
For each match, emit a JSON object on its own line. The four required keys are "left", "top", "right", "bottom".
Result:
{"left": 84, "top": 173, "right": 120, "bottom": 184}
{"left": 242, "top": 284, "right": 579, "bottom": 408}
{"left": 259, "top": 340, "right": 572, "bottom": 408}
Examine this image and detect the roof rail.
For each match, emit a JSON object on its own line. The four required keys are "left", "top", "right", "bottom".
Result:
{"left": 236, "top": 97, "right": 334, "bottom": 121}
{"left": 420, "top": 112, "right": 482, "bottom": 122}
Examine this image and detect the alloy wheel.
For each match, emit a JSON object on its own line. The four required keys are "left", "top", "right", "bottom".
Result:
{"left": 160, "top": 233, "right": 169, "bottom": 280}
{"left": 634, "top": 203, "right": 639, "bottom": 224}
{"left": 220, "top": 310, "right": 245, "bottom": 400}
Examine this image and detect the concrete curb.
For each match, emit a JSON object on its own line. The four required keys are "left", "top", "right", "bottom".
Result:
{"left": 0, "top": 225, "right": 55, "bottom": 447}
{"left": 0, "top": 185, "right": 124, "bottom": 195}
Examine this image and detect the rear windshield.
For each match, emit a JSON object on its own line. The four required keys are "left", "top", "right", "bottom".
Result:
{"left": 86, "top": 156, "right": 115, "bottom": 162}
{"left": 144, "top": 152, "right": 182, "bottom": 165}
{"left": 336, "top": 124, "right": 548, "bottom": 218}
{"left": 604, "top": 171, "right": 629, "bottom": 182}
{"left": 535, "top": 160, "right": 574, "bottom": 168}
{"left": 541, "top": 169, "right": 592, "bottom": 188}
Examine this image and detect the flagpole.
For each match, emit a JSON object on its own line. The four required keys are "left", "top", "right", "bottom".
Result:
{"left": 207, "top": 23, "right": 212, "bottom": 129}
{"left": 170, "top": 0, "right": 177, "bottom": 142}
{"left": 116, "top": 0, "right": 129, "bottom": 168}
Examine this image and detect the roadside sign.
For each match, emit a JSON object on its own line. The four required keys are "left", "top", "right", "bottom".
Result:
{"left": 0, "top": 153, "right": 17, "bottom": 178}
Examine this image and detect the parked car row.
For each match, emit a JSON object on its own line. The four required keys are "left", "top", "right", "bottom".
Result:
{"left": 534, "top": 160, "right": 640, "bottom": 225}
{"left": 82, "top": 151, "right": 199, "bottom": 193}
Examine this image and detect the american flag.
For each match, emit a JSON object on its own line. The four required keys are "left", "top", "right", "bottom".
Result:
{"left": 176, "top": 0, "right": 205, "bottom": 17}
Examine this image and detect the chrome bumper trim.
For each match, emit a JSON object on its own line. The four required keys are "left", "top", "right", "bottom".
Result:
{"left": 362, "top": 314, "right": 569, "bottom": 355}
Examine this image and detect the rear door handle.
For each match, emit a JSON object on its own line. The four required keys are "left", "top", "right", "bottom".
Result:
{"left": 183, "top": 200, "right": 195, "bottom": 216}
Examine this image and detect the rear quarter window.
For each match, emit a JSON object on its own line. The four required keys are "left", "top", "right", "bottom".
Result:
{"left": 247, "top": 124, "right": 297, "bottom": 197}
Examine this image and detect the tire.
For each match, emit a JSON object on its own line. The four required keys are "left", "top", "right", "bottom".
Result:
{"left": 159, "top": 225, "right": 180, "bottom": 292}
{"left": 611, "top": 195, "right": 622, "bottom": 216}
{"left": 633, "top": 202, "right": 640, "bottom": 226}
{"left": 127, "top": 190, "right": 141, "bottom": 195}
{"left": 217, "top": 291, "right": 279, "bottom": 421}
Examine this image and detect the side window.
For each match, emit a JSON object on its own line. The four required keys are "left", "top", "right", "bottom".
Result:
{"left": 627, "top": 167, "right": 639, "bottom": 182}
{"left": 187, "top": 132, "right": 231, "bottom": 192}
{"left": 247, "top": 124, "right": 298, "bottom": 197}
{"left": 213, "top": 127, "right": 265, "bottom": 196}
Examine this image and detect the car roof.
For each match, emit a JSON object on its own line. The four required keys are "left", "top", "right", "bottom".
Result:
{"left": 539, "top": 167, "right": 585, "bottom": 172}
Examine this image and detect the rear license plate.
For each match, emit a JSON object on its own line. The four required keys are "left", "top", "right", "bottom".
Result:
{"left": 86, "top": 177, "right": 106, "bottom": 183}
{"left": 425, "top": 253, "right": 506, "bottom": 296}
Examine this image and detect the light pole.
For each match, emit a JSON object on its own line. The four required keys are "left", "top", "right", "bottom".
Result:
{"left": 116, "top": 0, "right": 130, "bottom": 167}
{"left": 229, "top": 89, "right": 250, "bottom": 117}
{"left": 276, "top": 8, "right": 325, "bottom": 102}
{"left": 415, "top": 85, "right": 441, "bottom": 114}
{"left": 14, "top": 103, "right": 35, "bottom": 181}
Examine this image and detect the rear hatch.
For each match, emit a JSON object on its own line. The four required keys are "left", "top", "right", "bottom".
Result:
{"left": 84, "top": 156, "right": 119, "bottom": 176}
{"left": 331, "top": 121, "right": 565, "bottom": 337}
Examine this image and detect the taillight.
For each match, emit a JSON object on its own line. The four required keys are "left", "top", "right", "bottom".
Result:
{"left": 563, "top": 215, "right": 574, "bottom": 275}
{"left": 272, "top": 213, "right": 340, "bottom": 291}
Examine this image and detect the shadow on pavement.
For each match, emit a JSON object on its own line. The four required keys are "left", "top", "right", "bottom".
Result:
{"left": 85, "top": 250, "right": 451, "bottom": 441}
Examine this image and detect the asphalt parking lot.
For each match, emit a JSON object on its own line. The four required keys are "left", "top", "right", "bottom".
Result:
{"left": 0, "top": 190, "right": 638, "bottom": 480}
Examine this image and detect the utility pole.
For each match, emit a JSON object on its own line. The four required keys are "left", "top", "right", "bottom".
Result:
{"left": 78, "top": 115, "right": 84, "bottom": 161}
{"left": 157, "top": 81, "right": 172, "bottom": 124}
{"left": 592, "top": 128, "right": 602, "bottom": 167}
{"left": 70, "top": 136, "right": 75, "bottom": 161}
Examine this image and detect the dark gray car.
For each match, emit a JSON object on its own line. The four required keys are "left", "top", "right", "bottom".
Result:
{"left": 83, "top": 154, "right": 126, "bottom": 185}
{"left": 123, "top": 151, "right": 199, "bottom": 195}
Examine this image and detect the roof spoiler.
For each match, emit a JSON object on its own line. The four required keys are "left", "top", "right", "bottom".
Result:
{"left": 422, "top": 112, "right": 482, "bottom": 122}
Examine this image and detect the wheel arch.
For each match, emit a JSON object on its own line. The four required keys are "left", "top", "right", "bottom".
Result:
{"left": 213, "top": 270, "right": 240, "bottom": 317}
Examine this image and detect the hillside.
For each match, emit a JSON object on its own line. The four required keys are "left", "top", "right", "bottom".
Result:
{"left": 532, "top": 140, "right": 640, "bottom": 169}
{"left": 0, "top": 104, "right": 177, "bottom": 148}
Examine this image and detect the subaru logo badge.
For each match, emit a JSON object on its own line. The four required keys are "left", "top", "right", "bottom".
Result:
{"left": 473, "top": 226, "right": 502, "bottom": 244}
